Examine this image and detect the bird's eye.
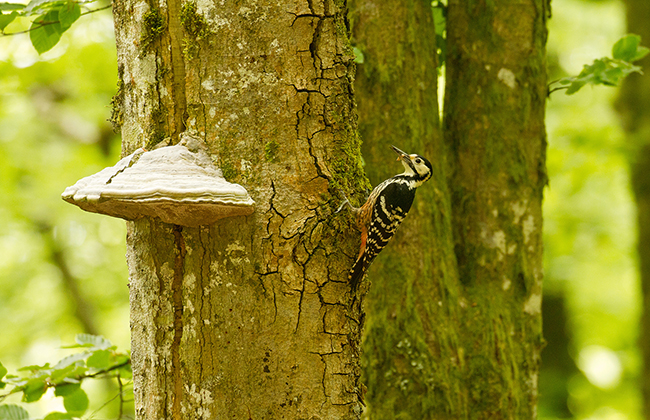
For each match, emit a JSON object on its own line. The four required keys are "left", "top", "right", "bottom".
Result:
{"left": 415, "top": 158, "right": 422, "bottom": 164}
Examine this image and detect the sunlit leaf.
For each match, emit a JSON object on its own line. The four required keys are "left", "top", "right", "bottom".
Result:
{"left": 0, "top": 404, "right": 29, "bottom": 420}
{"left": 54, "top": 383, "right": 81, "bottom": 397}
{"left": 58, "top": 1, "right": 79, "bottom": 30}
{"left": 353, "top": 46, "right": 364, "bottom": 64}
{"left": 565, "top": 80, "right": 585, "bottom": 95}
{"left": 29, "top": 9, "right": 63, "bottom": 54}
{"left": 22, "top": 377, "right": 47, "bottom": 402}
{"left": 17, "top": 363, "right": 50, "bottom": 372}
{"left": 73, "top": 334, "right": 114, "bottom": 350}
{"left": 43, "top": 412, "right": 74, "bottom": 420}
{"left": 0, "top": 11, "right": 17, "bottom": 30}
{"left": 0, "top": 362, "right": 6, "bottom": 390}
{"left": 86, "top": 349, "right": 111, "bottom": 370}
{"left": 612, "top": 34, "right": 641, "bottom": 62}
{"left": 62, "top": 387, "right": 88, "bottom": 417}
{"left": 24, "top": 0, "right": 59, "bottom": 13}
{"left": 0, "top": 2, "right": 26, "bottom": 11}
{"left": 118, "top": 363, "right": 133, "bottom": 379}
{"left": 53, "top": 352, "right": 88, "bottom": 370}
{"left": 634, "top": 46, "right": 650, "bottom": 62}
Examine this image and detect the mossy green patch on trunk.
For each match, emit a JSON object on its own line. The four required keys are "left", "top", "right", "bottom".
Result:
{"left": 141, "top": 8, "right": 165, "bottom": 52}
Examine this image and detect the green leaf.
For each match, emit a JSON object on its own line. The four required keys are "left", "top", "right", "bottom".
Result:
{"left": 57, "top": 1, "right": 78, "bottom": 30}
{"left": 118, "top": 364, "right": 133, "bottom": 379}
{"left": 73, "top": 334, "right": 113, "bottom": 350}
{"left": 565, "top": 79, "right": 586, "bottom": 95}
{"left": 0, "top": 3, "right": 26, "bottom": 11}
{"left": 352, "top": 46, "right": 364, "bottom": 64}
{"left": 53, "top": 352, "right": 88, "bottom": 370}
{"left": 0, "top": 11, "right": 17, "bottom": 30}
{"left": 44, "top": 412, "right": 74, "bottom": 420}
{"left": 24, "top": 0, "right": 60, "bottom": 14}
{"left": 54, "top": 383, "right": 80, "bottom": 397}
{"left": 612, "top": 34, "right": 642, "bottom": 62}
{"left": 633, "top": 46, "right": 650, "bottom": 62}
{"left": 29, "top": 9, "right": 63, "bottom": 54}
{"left": 62, "top": 387, "right": 88, "bottom": 417}
{"left": 0, "top": 362, "right": 6, "bottom": 390}
{"left": 0, "top": 404, "right": 29, "bottom": 420}
{"left": 600, "top": 66, "right": 624, "bottom": 85}
{"left": 86, "top": 349, "right": 111, "bottom": 370}
{"left": 49, "top": 365, "right": 75, "bottom": 384}
{"left": 17, "top": 363, "right": 50, "bottom": 372}
{"left": 22, "top": 377, "right": 47, "bottom": 403}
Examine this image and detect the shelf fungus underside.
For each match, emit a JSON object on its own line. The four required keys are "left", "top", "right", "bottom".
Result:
{"left": 62, "top": 144, "right": 255, "bottom": 227}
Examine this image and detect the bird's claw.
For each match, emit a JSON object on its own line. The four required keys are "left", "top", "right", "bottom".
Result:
{"left": 336, "top": 191, "right": 353, "bottom": 213}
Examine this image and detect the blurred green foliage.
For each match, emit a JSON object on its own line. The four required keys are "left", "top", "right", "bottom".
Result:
{"left": 0, "top": 10, "right": 130, "bottom": 418}
{"left": 543, "top": 0, "right": 641, "bottom": 418}
{"left": 0, "top": 0, "right": 644, "bottom": 419}
{"left": 0, "top": 0, "right": 110, "bottom": 55}
{"left": 551, "top": 34, "right": 649, "bottom": 95}
{"left": 0, "top": 334, "right": 132, "bottom": 420}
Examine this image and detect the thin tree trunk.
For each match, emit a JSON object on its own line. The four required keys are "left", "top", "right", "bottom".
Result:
{"left": 111, "top": 0, "right": 368, "bottom": 418}
{"left": 444, "top": 0, "right": 548, "bottom": 417}
{"left": 350, "top": 0, "right": 463, "bottom": 418}
{"left": 616, "top": 1, "right": 650, "bottom": 416}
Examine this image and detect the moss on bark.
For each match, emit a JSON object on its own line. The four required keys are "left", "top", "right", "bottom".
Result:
{"left": 351, "top": 0, "right": 463, "bottom": 418}
{"left": 352, "top": 0, "right": 548, "bottom": 417}
{"left": 444, "top": 0, "right": 547, "bottom": 417}
{"left": 114, "top": 0, "right": 368, "bottom": 418}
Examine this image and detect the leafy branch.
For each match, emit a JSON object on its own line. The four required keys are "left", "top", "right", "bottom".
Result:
{"left": 549, "top": 34, "right": 650, "bottom": 95}
{"left": 0, "top": 334, "right": 132, "bottom": 420}
{"left": 0, "top": 0, "right": 110, "bottom": 54}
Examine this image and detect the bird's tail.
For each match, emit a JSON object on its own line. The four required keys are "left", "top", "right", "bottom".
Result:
{"left": 349, "top": 252, "right": 374, "bottom": 291}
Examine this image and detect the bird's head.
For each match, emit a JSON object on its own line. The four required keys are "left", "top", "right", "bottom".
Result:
{"left": 391, "top": 145, "right": 433, "bottom": 184}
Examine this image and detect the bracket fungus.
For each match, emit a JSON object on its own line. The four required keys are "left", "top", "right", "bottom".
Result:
{"left": 62, "top": 136, "right": 255, "bottom": 227}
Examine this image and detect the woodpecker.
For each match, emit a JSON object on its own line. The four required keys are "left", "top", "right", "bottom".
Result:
{"left": 338, "top": 145, "right": 433, "bottom": 290}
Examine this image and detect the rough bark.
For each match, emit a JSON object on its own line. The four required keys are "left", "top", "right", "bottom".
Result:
{"left": 111, "top": 0, "right": 368, "bottom": 418}
{"left": 350, "top": 0, "right": 463, "bottom": 418}
{"left": 616, "top": 0, "right": 650, "bottom": 417}
{"left": 444, "top": 0, "right": 548, "bottom": 417}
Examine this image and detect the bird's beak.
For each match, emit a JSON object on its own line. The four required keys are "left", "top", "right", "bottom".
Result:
{"left": 391, "top": 145, "right": 409, "bottom": 162}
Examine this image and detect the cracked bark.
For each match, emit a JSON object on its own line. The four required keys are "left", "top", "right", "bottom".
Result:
{"left": 113, "top": 0, "right": 366, "bottom": 418}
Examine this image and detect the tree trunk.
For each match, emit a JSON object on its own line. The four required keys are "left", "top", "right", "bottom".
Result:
{"left": 443, "top": 0, "right": 547, "bottom": 417}
{"left": 616, "top": 1, "right": 650, "bottom": 417}
{"left": 111, "top": 0, "right": 368, "bottom": 418}
{"left": 351, "top": 0, "right": 548, "bottom": 417}
{"left": 350, "top": 0, "right": 463, "bottom": 418}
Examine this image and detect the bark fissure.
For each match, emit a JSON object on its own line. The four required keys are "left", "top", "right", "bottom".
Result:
{"left": 171, "top": 225, "right": 186, "bottom": 419}
{"left": 118, "top": 0, "right": 365, "bottom": 417}
{"left": 165, "top": 0, "right": 187, "bottom": 140}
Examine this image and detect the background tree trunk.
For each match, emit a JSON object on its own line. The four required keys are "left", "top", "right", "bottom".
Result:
{"left": 350, "top": 0, "right": 464, "bottom": 418}
{"left": 350, "top": 0, "right": 548, "bottom": 417}
{"left": 616, "top": 1, "right": 650, "bottom": 417}
{"left": 443, "top": 0, "right": 547, "bottom": 417}
{"left": 111, "top": 0, "right": 368, "bottom": 418}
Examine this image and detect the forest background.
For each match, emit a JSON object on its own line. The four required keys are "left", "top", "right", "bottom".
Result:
{"left": 0, "top": 0, "right": 642, "bottom": 418}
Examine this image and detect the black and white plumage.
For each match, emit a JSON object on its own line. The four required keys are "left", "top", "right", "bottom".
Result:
{"left": 339, "top": 145, "right": 433, "bottom": 290}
